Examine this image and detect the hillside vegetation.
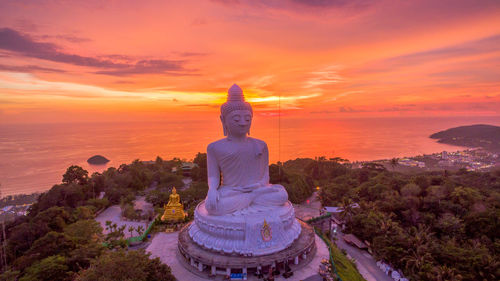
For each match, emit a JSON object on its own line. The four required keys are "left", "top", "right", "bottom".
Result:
{"left": 430, "top": 124, "right": 500, "bottom": 151}
{"left": 318, "top": 164, "right": 499, "bottom": 281}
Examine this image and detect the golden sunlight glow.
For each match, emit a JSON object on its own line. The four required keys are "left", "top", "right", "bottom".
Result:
{"left": 0, "top": 0, "right": 499, "bottom": 123}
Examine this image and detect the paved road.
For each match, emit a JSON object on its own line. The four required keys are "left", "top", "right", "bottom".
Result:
{"left": 294, "top": 192, "right": 393, "bottom": 281}
{"left": 333, "top": 232, "right": 393, "bottom": 281}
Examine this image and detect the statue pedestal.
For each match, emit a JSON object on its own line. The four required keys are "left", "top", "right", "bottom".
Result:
{"left": 189, "top": 200, "right": 301, "bottom": 256}
{"left": 161, "top": 205, "right": 185, "bottom": 222}
{"left": 178, "top": 220, "right": 316, "bottom": 278}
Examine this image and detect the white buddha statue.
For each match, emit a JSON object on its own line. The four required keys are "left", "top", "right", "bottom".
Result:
{"left": 188, "top": 84, "right": 301, "bottom": 256}
{"left": 205, "top": 84, "right": 288, "bottom": 215}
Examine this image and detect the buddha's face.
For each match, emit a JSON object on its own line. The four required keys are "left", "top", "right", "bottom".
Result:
{"left": 222, "top": 110, "right": 252, "bottom": 138}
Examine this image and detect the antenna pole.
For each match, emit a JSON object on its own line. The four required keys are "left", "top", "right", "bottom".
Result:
{"left": 278, "top": 93, "right": 282, "bottom": 180}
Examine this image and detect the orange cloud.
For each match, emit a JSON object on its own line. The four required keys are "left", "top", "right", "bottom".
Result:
{"left": 0, "top": 0, "right": 499, "bottom": 123}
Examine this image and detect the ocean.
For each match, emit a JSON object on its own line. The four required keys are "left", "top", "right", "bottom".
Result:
{"left": 1, "top": 116, "right": 499, "bottom": 196}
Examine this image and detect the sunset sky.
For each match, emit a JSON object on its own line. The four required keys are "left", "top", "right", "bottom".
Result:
{"left": 1, "top": 0, "right": 500, "bottom": 123}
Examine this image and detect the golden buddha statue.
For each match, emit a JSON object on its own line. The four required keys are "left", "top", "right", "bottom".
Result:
{"left": 161, "top": 187, "right": 186, "bottom": 222}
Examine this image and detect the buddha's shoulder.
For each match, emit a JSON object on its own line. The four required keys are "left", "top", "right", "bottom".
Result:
{"left": 207, "top": 138, "right": 267, "bottom": 151}
{"left": 248, "top": 137, "right": 267, "bottom": 147}
{"left": 207, "top": 138, "right": 228, "bottom": 152}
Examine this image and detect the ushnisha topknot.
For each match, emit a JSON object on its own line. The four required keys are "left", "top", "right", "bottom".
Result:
{"left": 220, "top": 84, "right": 253, "bottom": 118}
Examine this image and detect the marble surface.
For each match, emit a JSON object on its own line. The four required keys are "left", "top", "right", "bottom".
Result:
{"left": 190, "top": 84, "right": 302, "bottom": 256}
{"left": 189, "top": 200, "right": 301, "bottom": 256}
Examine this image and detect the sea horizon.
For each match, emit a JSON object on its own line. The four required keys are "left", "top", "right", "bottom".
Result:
{"left": 1, "top": 115, "right": 500, "bottom": 196}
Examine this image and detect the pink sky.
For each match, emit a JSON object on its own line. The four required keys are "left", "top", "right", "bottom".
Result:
{"left": 1, "top": 0, "right": 500, "bottom": 123}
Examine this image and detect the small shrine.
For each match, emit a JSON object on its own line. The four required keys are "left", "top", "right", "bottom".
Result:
{"left": 161, "top": 187, "right": 186, "bottom": 222}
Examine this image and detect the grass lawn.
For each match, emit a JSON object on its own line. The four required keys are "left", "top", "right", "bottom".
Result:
{"left": 317, "top": 231, "right": 366, "bottom": 281}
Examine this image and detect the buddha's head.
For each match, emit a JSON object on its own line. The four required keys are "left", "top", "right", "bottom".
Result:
{"left": 220, "top": 84, "right": 253, "bottom": 137}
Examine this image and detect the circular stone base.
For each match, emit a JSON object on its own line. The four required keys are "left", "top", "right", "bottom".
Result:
{"left": 178, "top": 220, "right": 316, "bottom": 277}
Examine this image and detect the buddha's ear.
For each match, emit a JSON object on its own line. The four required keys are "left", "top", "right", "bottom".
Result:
{"left": 220, "top": 115, "right": 227, "bottom": 136}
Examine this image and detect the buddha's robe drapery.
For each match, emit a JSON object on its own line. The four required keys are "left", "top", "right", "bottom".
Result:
{"left": 206, "top": 137, "right": 288, "bottom": 216}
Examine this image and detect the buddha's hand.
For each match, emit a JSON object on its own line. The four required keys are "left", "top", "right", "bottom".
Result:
{"left": 206, "top": 188, "right": 218, "bottom": 211}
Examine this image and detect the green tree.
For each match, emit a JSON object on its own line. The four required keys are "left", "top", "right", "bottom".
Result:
{"left": 64, "top": 220, "right": 103, "bottom": 245}
{"left": 430, "top": 265, "right": 463, "bottom": 281}
{"left": 32, "top": 206, "right": 71, "bottom": 233}
{"left": 0, "top": 270, "right": 20, "bottom": 281}
{"left": 128, "top": 226, "right": 135, "bottom": 238}
{"left": 339, "top": 197, "right": 357, "bottom": 223}
{"left": 146, "top": 189, "right": 170, "bottom": 207}
{"left": 20, "top": 255, "right": 70, "bottom": 281}
{"left": 76, "top": 249, "right": 174, "bottom": 281}
{"left": 402, "top": 248, "right": 433, "bottom": 277}
{"left": 136, "top": 225, "right": 145, "bottom": 236}
{"left": 62, "top": 166, "right": 89, "bottom": 185}
{"left": 24, "top": 232, "right": 74, "bottom": 262}
{"left": 390, "top": 158, "right": 399, "bottom": 171}
{"left": 178, "top": 181, "right": 208, "bottom": 206}
{"left": 191, "top": 152, "right": 207, "bottom": 182}
{"left": 73, "top": 206, "right": 95, "bottom": 221}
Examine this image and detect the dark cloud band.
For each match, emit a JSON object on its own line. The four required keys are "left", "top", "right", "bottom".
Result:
{"left": 0, "top": 28, "right": 192, "bottom": 76}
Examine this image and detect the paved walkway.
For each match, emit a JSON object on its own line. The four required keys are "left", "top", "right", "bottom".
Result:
{"left": 147, "top": 231, "right": 330, "bottom": 281}
{"left": 134, "top": 196, "right": 154, "bottom": 214}
{"left": 293, "top": 192, "right": 321, "bottom": 221}
{"left": 95, "top": 205, "right": 148, "bottom": 239}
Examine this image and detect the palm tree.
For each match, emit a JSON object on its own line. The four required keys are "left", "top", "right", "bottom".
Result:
{"left": 379, "top": 218, "right": 395, "bottom": 235}
{"left": 117, "top": 225, "right": 126, "bottom": 237}
{"left": 105, "top": 220, "right": 112, "bottom": 232}
{"left": 128, "top": 226, "right": 135, "bottom": 237}
{"left": 402, "top": 248, "right": 432, "bottom": 277}
{"left": 359, "top": 201, "right": 377, "bottom": 212}
{"left": 339, "top": 197, "right": 355, "bottom": 223}
{"left": 478, "top": 254, "right": 499, "bottom": 280}
{"left": 390, "top": 158, "right": 399, "bottom": 171}
{"left": 411, "top": 224, "right": 434, "bottom": 249}
{"left": 136, "top": 225, "right": 145, "bottom": 236}
{"left": 431, "top": 265, "right": 463, "bottom": 281}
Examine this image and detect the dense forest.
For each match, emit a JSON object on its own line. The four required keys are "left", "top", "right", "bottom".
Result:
{"left": 316, "top": 162, "right": 499, "bottom": 281}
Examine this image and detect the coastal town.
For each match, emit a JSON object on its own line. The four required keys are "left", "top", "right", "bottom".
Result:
{"left": 353, "top": 148, "right": 499, "bottom": 172}
{"left": 0, "top": 193, "right": 38, "bottom": 222}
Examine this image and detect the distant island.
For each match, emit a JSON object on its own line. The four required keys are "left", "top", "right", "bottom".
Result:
{"left": 430, "top": 124, "right": 500, "bottom": 151}
{"left": 87, "top": 155, "right": 110, "bottom": 165}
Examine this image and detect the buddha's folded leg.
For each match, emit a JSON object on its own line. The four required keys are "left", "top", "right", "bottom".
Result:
{"left": 252, "top": 184, "right": 288, "bottom": 206}
{"left": 206, "top": 188, "right": 253, "bottom": 216}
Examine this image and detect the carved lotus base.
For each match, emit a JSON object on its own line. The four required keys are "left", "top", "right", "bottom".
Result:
{"left": 188, "top": 200, "right": 301, "bottom": 256}
{"left": 178, "top": 220, "right": 316, "bottom": 277}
